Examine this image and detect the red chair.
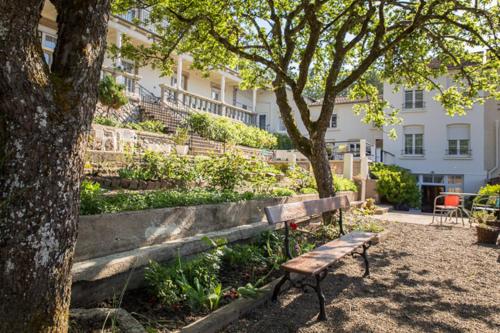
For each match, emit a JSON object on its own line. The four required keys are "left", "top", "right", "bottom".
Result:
{"left": 432, "top": 194, "right": 464, "bottom": 225}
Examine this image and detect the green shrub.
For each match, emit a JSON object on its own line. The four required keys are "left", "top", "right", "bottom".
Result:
{"left": 124, "top": 120, "right": 167, "bottom": 134}
{"left": 286, "top": 167, "right": 316, "bottom": 192}
{"left": 333, "top": 175, "right": 358, "bottom": 192}
{"left": 300, "top": 187, "right": 318, "bottom": 194}
{"left": 478, "top": 184, "right": 500, "bottom": 196}
{"left": 370, "top": 162, "right": 420, "bottom": 208}
{"left": 271, "top": 187, "right": 296, "bottom": 197}
{"left": 98, "top": 75, "right": 128, "bottom": 114}
{"left": 274, "top": 133, "right": 294, "bottom": 150}
{"left": 93, "top": 116, "right": 121, "bottom": 127}
{"left": 79, "top": 180, "right": 103, "bottom": 215}
{"left": 80, "top": 188, "right": 276, "bottom": 215}
{"left": 185, "top": 112, "right": 277, "bottom": 149}
{"left": 201, "top": 152, "right": 249, "bottom": 191}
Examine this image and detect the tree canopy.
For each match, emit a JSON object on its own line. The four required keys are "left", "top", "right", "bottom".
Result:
{"left": 113, "top": 0, "right": 499, "bottom": 198}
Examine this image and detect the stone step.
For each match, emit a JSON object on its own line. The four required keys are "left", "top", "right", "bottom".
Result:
{"left": 374, "top": 204, "right": 392, "bottom": 215}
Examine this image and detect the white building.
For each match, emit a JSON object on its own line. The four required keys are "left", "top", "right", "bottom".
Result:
{"left": 38, "top": 3, "right": 303, "bottom": 133}
{"left": 382, "top": 79, "right": 500, "bottom": 210}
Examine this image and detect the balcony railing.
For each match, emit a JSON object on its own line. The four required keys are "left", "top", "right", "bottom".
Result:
{"left": 402, "top": 101, "right": 426, "bottom": 109}
{"left": 445, "top": 149, "right": 472, "bottom": 157}
{"left": 160, "top": 85, "right": 257, "bottom": 126}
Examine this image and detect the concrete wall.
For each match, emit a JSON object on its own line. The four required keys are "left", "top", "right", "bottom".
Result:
{"left": 71, "top": 194, "right": 322, "bottom": 305}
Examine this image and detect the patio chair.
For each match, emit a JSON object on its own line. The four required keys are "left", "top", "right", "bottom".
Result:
{"left": 432, "top": 194, "right": 465, "bottom": 226}
{"left": 471, "top": 195, "right": 500, "bottom": 218}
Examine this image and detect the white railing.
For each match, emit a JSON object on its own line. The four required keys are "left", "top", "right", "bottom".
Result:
{"left": 115, "top": 8, "right": 168, "bottom": 35}
{"left": 160, "top": 84, "right": 257, "bottom": 126}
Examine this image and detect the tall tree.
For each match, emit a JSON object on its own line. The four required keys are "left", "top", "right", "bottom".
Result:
{"left": 0, "top": 0, "right": 111, "bottom": 331}
{"left": 115, "top": 0, "right": 499, "bottom": 205}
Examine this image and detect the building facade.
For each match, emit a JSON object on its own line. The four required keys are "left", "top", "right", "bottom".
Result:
{"left": 38, "top": 2, "right": 303, "bottom": 133}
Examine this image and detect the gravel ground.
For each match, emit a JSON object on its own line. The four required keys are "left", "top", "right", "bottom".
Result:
{"left": 223, "top": 222, "right": 500, "bottom": 333}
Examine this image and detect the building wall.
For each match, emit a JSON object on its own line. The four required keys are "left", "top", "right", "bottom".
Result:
{"left": 383, "top": 79, "right": 488, "bottom": 193}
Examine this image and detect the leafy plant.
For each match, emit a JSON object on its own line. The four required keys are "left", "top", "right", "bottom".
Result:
{"left": 93, "top": 116, "right": 122, "bottom": 127}
{"left": 144, "top": 261, "right": 181, "bottom": 308}
{"left": 98, "top": 75, "right": 128, "bottom": 115}
{"left": 333, "top": 175, "right": 358, "bottom": 192}
{"left": 201, "top": 152, "right": 249, "bottom": 191}
{"left": 171, "top": 127, "right": 190, "bottom": 145}
{"left": 285, "top": 167, "right": 316, "bottom": 192}
{"left": 124, "top": 120, "right": 167, "bottom": 134}
{"left": 185, "top": 112, "right": 277, "bottom": 149}
{"left": 472, "top": 210, "right": 496, "bottom": 225}
{"left": 370, "top": 163, "right": 420, "bottom": 208}
{"left": 271, "top": 187, "right": 296, "bottom": 197}
{"left": 300, "top": 187, "right": 318, "bottom": 194}
{"left": 79, "top": 180, "right": 103, "bottom": 216}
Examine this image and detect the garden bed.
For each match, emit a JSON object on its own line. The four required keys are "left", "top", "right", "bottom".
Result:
{"left": 79, "top": 215, "right": 384, "bottom": 332}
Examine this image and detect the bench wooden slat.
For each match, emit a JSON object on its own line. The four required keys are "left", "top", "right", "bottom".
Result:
{"left": 281, "top": 231, "right": 376, "bottom": 275}
{"left": 265, "top": 196, "right": 350, "bottom": 224}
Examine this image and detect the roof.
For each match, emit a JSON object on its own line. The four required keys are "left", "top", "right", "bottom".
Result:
{"left": 309, "top": 96, "right": 370, "bottom": 106}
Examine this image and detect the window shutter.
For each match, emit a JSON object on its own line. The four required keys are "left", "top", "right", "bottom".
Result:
{"left": 447, "top": 124, "right": 469, "bottom": 140}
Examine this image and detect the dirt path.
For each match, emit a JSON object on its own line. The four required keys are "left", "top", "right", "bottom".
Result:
{"left": 223, "top": 222, "right": 500, "bottom": 333}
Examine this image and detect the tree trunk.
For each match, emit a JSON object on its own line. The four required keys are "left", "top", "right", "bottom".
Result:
{"left": 0, "top": 1, "right": 110, "bottom": 331}
{"left": 308, "top": 134, "right": 336, "bottom": 224}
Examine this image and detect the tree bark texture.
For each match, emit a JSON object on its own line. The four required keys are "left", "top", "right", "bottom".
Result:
{"left": 0, "top": 1, "right": 110, "bottom": 331}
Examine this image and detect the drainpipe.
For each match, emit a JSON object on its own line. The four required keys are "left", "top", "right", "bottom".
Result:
{"left": 487, "top": 120, "right": 499, "bottom": 179}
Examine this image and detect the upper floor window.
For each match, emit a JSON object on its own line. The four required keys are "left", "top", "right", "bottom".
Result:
{"left": 329, "top": 114, "right": 338, "bottom": 128}
{"left": 121, "top": 60, "right": 135, "bottom": 74}
{"left": 403, "top": 125, "right": 424, "bottom": 155}
{"left": 447, "top": 124, "right": 470, "bottom": 156}
{"left": 211, "top": 86, "right": 221, "bottom": 101}
{"left": 404, "top": 89, "right": 424, "bottom": 109}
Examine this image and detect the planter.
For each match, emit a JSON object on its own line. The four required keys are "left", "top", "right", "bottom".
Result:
{"left": 485, "top": 220, "right": 500, "bottom": 228}
{"left": 175, "top": 145, "right": 189, "bottom": 155}
{"left": 476, "top": 225, "right": 500, "bottom": 244}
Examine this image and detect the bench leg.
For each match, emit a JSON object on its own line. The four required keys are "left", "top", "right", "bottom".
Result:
{"left": 361, "top": 244, "right": 370, "bottom": 277}
{"left": 315, "top": 274, "right": 327, "bottom": 321}
{"left": 272, "top": 272, "right": 289, "bottom": 302}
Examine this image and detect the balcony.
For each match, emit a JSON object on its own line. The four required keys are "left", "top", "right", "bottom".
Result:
{"left": 160, "top": 85, "right": 257, "bottom": 126}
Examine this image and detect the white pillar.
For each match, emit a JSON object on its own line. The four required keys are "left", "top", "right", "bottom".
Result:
{"left": 360, "top": 139, "right": 366, "bottom": 158}
{"left": 343, "top": 153, "right": 354, "bottom": 180}
{"left": 176, "top": 55, "right": 183, "bottom": 103}
{"left": 220, "top": 75, "right": 226, "bottom": 116}
{"left": 252, "top": 88, "right": 257, "bottom": 113}
{"left": 115, "top": 32, "right": 124, "bottom": 84}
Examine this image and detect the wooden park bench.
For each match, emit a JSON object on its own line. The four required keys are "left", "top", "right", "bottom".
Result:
{"left": 264, "top": 195, "right": 378, "bottom": 321}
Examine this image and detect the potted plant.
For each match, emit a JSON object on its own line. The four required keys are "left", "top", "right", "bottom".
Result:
{"left": 172, "top": 127, "right": 190, "bottom": 155}
{"left": 472, "top": 211, "right": 500, "bottom": 244}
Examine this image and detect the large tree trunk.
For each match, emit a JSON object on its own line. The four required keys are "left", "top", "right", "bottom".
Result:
{"left": 0, "top": 1, "right": 110, "bottom": 331}
{"left": 309, "top": 135, "right": 335, "bottom": 199}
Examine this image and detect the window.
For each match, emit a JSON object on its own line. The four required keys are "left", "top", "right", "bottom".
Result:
{"left": 447, "top": 124, "right": 470, "bottom": 156}
{"left": 170, "top": 73, "right": 187, "bottom": 90}
{"left": 211, "top": 86, "right": 221, "bottom": 101}
{"left": 447, "top": 175, "right": 464, "bottom": 193}
{"left": 258, "top": 114, "right": 267, "bottom": 130}
{"left": 404, "top": 89, "right": 425, "bottom": 109}
{"left": 329, "top": 114, "right": 338, "bottom": 128}
{"left": 38, "top": 31, "right": 57, "bottom": 66}
{"left": 121, "top": 60, "right": 136, "bottom": 94}
{"left": 403, "top": 125, "right": 424, "bottom": 155}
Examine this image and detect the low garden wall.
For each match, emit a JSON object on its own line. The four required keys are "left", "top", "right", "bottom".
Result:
{"left": 71, "top": 193, "right": 323, "bottom": 306}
